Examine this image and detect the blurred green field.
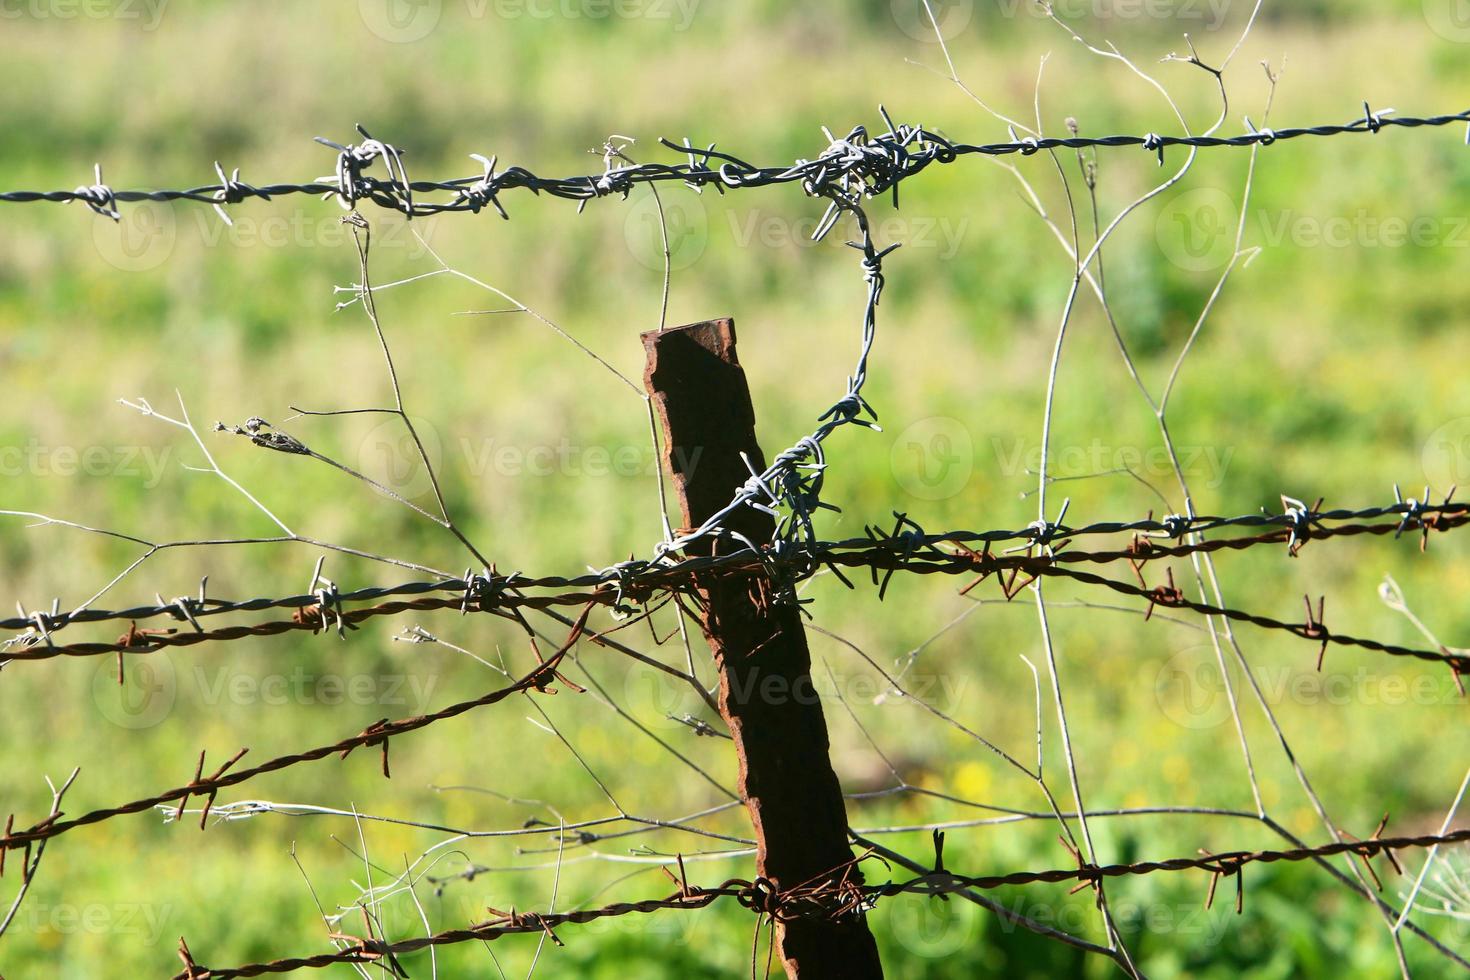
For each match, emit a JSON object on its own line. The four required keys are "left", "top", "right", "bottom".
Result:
{"left": 2, "top": 1, "right": 1470, "bottom": 976}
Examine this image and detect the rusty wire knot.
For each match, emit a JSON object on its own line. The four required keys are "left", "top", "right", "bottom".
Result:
{"left": 661, "top": 853, "right": 709, "bottom": 904}
{"left": 174, "top": 937, "right": 209, "bottom": 980}
{"left": 1300, "top": 594, "right": 1330, "bottom": 670}
{"left": 1203, "top": 851, "right": 1250, "bottom": 914}
{"left": 953, "top": 541, "right": 1043, "bottom": 601}
{"left": 1058, "top": 836, "right": 1104, "bottom": 903}
{"left": 0, "top": 811, "right": 59, "bottom": 882}
{"left": 736, "top": 876, "right": 786, "bottom": 919}
{"left": 174, "top": 748, "right": 249, "bottom": 829}
{"left": 485, "top": 907, "right": 564, "bottom": 946}
{"left": 1338, "top": 813, "right": 1404, "bottom": 891}
{"left": 340, "top": 719, "right": 393, "bottom": 778}
{"left": 1143, "top": 567, "right": 1187, "bottom": 621}
{"left": 116, "top": 620, "right": 176, "bottom": 654}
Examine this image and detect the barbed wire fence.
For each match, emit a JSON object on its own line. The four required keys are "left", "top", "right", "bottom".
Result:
{"left": 3, "top": 4, "right": 1470, "bottom": 977}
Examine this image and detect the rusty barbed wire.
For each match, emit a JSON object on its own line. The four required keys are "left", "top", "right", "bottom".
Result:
{"left": 7, "top": 497, "right": 1463, "bottom": 638}
{"left": 6, "top": 85, "right": 1470, "bottom": 979}
{"left": 0, "top": 607, "right": 591, "bottom": 856}
{"left": 6, "top": 499, "right": 1466, "bottom": 672}
{"left": 172, "top": 826, "right": 1470, "bottom": 980}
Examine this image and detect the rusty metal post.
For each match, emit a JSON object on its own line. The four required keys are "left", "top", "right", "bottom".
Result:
{"left": 642, "top": 318, "right": 883, "bottom": 979}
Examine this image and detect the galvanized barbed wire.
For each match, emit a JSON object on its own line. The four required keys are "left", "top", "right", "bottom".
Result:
{"left": 5, "top": 105, "right": 1467, "bottom": 220}
{"left": 9, "top": 105, "right": 1468, "bottom": 573}
{"left": 170, "top": 826, "right": 1470, "bottom": 980}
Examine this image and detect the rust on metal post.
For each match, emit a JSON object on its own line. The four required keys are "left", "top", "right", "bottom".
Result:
{"left": 642, "top": 318, "right": 883, "bottom": 978}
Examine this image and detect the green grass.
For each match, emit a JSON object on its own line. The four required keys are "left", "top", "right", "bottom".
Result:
{"left": 2, "top": 2, "right": 1469, "bottom": 976}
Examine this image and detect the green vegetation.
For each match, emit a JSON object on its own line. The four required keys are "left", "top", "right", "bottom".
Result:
{"left": 2, "top": 2, "right": 1468, "bottom": 976}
